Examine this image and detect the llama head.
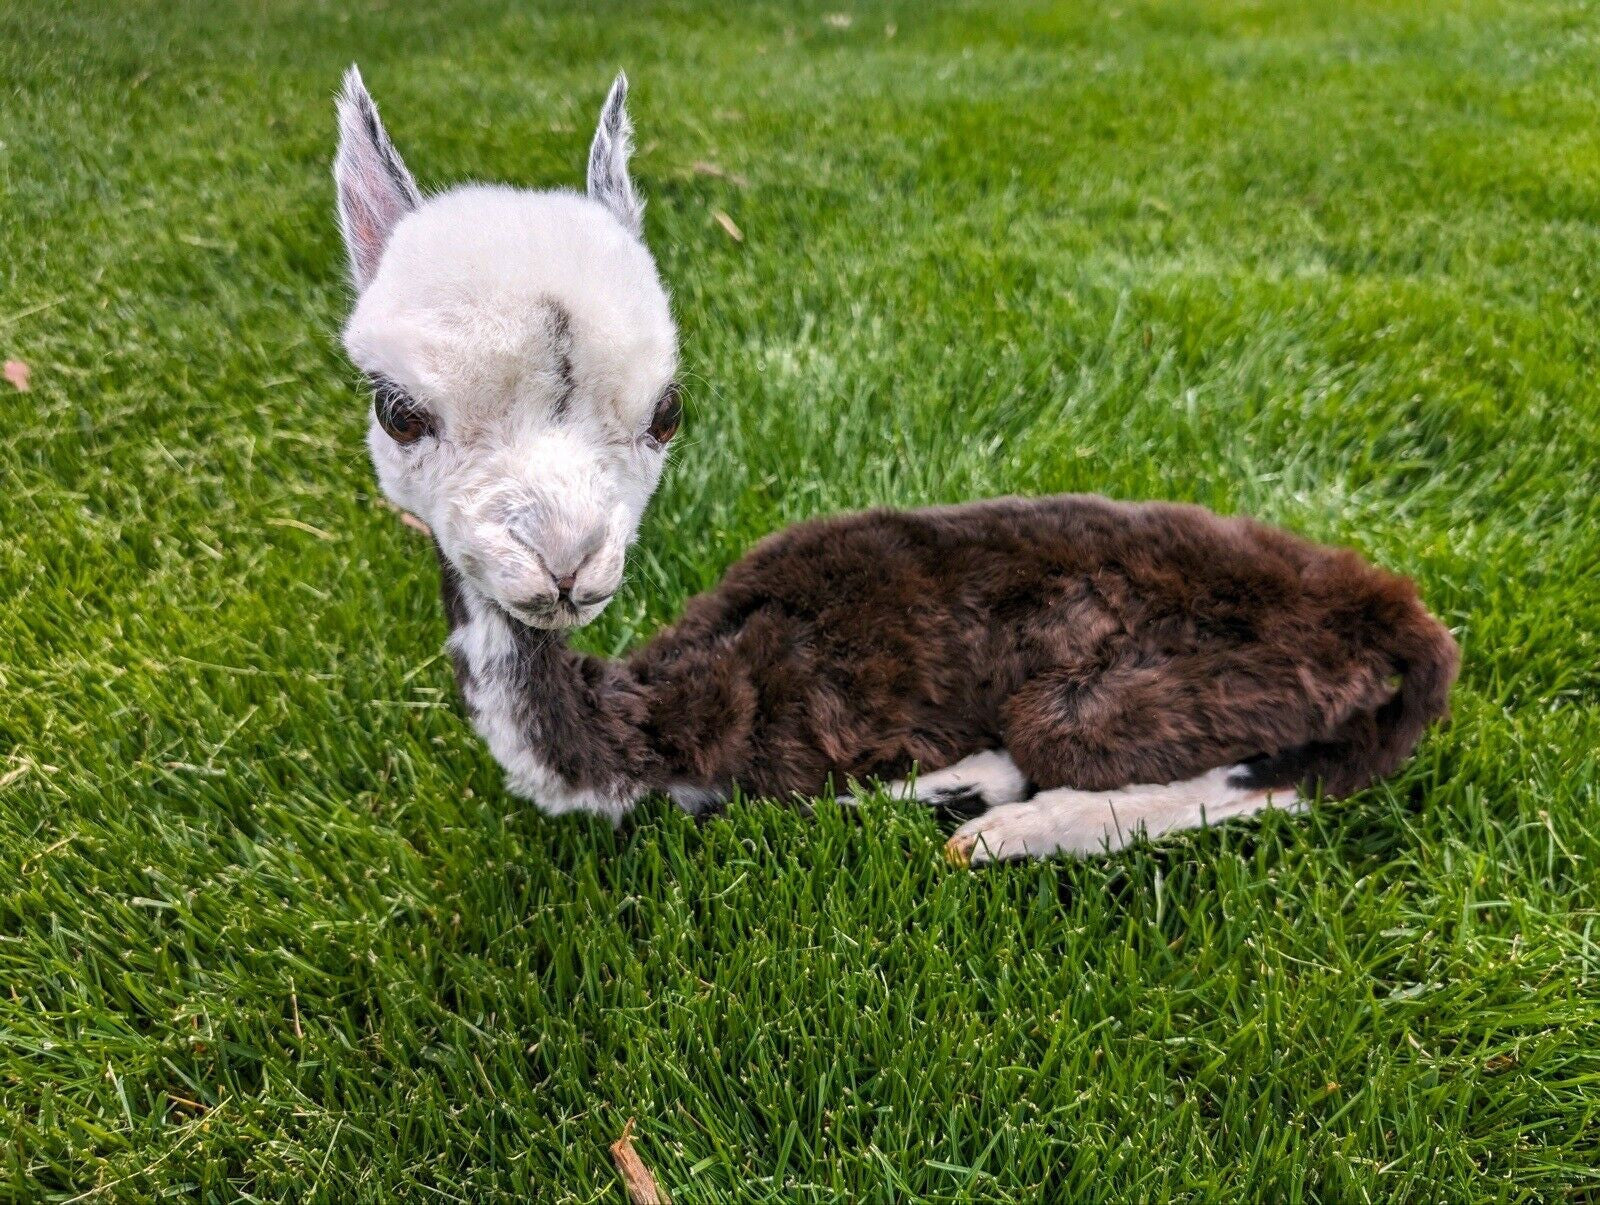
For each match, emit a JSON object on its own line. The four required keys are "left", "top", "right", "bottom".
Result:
{"left": 335, "top": 67, "right": 680, "bottom": 630}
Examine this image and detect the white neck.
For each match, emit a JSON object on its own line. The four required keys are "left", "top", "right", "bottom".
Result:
{"left": 441, "top": 568, "right": 644, "bottom": 822}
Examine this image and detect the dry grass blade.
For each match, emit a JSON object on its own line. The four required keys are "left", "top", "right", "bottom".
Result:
{"left": 691, "top": 160, "right": 750, "bottom": 188}
{"left": 265, "top": 516, "right": 338, "bottom": 541}
{"left": 375, "top": 497, "right": 433, "bottom": 536}
{"left": 610, "top": 1119, "right": 670, "bottom": 1204}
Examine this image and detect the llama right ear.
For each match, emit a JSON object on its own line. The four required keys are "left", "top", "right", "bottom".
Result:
{"left": 586, "top": 73, "right": 644, "bottom": 237}
{"left": 334, "top": 65, "right": 421, "bottom": 291}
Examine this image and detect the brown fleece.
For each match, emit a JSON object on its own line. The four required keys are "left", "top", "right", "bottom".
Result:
{"left": 444, "top": 494, "right": 1458, "bottom": 803}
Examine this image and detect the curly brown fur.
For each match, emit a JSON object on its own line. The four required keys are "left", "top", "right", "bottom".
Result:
{"left": 436, "top": 494, "right": 1458, "bottom": 825}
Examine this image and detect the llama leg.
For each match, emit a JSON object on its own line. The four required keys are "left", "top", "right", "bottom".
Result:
{"left": 1001, "top": 652, "right": 1392, "bottom": 794}
{"left": 946, "top": 766, "right": 1301, "bottom": 865}
{"left": 839, "top": 749, "right": 1030, "bottom": 808}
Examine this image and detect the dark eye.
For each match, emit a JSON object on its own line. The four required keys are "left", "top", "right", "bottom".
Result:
{"left": 369, "top": 375, "right": 434, "bottom": 446}
{"left": 645, "top": 383, "right": 682, "bottom": 447}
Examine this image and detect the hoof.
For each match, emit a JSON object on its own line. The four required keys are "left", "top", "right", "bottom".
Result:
{"left": 944, "top": 832, "right": 975, "bottom": 868}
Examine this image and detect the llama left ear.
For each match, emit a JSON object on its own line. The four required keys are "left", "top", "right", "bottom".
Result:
{"left": 334, "top": 65, "right": 421, "bottom": 291}
{"left": 587, "top": 72, "right": 643, "bottom": 237}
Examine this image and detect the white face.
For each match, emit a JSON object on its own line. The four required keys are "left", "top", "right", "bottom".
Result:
{"left": 335, "top": 71, "right": 679, "bottom": 629}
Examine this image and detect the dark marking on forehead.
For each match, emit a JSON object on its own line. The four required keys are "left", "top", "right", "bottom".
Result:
{"left": 542, "top": 299, "right": 577, "bottom": 419}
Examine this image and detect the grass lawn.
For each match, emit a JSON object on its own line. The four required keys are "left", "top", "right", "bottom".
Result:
{"left": 5, "top": 0, "right": 1600, "bottom": 1198}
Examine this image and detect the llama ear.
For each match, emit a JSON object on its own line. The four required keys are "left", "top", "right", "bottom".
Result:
{"left": 334, "top": 65, "right": 421, "bottom": 290}
{"left": 586, "top": 72, "right": 643, "bottom": 237}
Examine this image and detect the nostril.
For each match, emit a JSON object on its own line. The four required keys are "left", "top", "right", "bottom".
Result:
{"left": 555, "top": 572, "right": 577, "bottom": 598}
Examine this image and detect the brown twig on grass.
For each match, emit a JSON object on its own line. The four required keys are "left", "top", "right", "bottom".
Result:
{"left": 375, "top": 497, "right": 433, "bottom": 536}
{"left": 610, "top": 1119, "right": 670, "bottom": 1204}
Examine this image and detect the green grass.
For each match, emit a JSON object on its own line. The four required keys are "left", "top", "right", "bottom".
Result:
{"left": 4, "top": 0, "right": 1600, "bottom": 1198}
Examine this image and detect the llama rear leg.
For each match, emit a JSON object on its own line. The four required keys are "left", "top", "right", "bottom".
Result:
{"left": 839, "top": 749, "right": 1030, "bottom": 809}
{"left": 1000, "top": 652, "right": 1389, "bottom": 795}
{"left": 945, "top": 766, "right": 1301, "bottom": 865}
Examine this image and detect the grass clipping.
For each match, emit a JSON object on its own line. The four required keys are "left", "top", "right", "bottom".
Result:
{"left": 610, "top": 1119, "right": 670, "bottom": 1204}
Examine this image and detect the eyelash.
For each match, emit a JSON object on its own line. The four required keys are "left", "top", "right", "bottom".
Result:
{"left": 643, "top": 382, "right": 682, "bottom": 449}
{"left": 369, "top": 375, "right": 434, "bottom": 445}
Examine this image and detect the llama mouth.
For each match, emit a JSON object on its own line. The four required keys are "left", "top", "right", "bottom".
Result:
{"left": 505, "top": 595, "right": 610, "bottom": 631}
{"left": 508, "top": 603, "right": 580, "bottom": 630}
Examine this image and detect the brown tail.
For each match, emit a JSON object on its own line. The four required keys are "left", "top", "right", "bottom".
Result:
{"left": 1237, "top": 606, "right": 1460, "bottom": 799}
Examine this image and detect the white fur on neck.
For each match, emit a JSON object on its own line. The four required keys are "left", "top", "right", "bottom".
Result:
{"left": 447, "top": 584, "right": 643, "bottom": 823}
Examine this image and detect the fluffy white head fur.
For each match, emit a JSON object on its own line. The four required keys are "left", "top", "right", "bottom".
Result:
{"left": 335, "top": 67, "right": 679, "bottom": 629}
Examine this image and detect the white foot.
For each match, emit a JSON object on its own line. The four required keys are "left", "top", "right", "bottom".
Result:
{"left": 842, "top": 749, "right": 1029, "bottom": 809}
{"left": 945, "top": 766, "right": 1300, "bottom": 866}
